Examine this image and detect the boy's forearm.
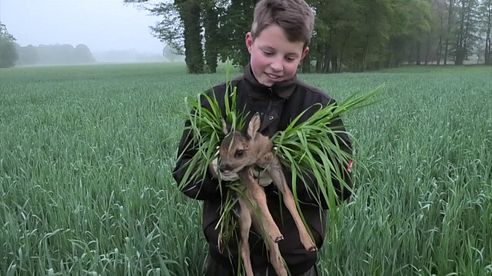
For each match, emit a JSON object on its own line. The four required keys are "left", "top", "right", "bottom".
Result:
{"left": 172, "top": 128, "right": 220, "bottom": 200}
{"left": 172, "top": 162, "right": 219, "bottom": 200}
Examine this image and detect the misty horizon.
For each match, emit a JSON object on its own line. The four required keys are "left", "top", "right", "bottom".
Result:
{"left": 13, "top": 43, "right": 186, "bottom": 65}
{"left": 0, "top": 0, "right": 167, "bottom": 58}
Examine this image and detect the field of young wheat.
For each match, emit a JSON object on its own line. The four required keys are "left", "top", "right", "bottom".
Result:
{"left": 0, "top": 63, "right": 491, "bottom": 275}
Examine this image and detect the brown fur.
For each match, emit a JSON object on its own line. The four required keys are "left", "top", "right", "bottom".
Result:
{"left": 218, "top": 113, "right": 316, "bottom": 276}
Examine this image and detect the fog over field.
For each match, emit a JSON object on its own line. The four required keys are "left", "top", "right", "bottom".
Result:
{"left": 0, "top": 0, "right": 175, "bottom": 63}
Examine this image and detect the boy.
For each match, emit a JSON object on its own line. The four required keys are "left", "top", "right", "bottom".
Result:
{"left": 172, "top": 0, "right": 352, "bottom": 275}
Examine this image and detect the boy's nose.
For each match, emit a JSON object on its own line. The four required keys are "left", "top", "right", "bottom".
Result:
{"left": 270, "top": 59, "right": 283, "bottom": 72}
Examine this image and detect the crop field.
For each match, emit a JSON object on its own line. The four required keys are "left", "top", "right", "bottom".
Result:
{"left": 0, "top": 63, "right": 491, "bottom": 275}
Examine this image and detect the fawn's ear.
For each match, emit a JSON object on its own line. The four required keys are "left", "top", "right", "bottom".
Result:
{"left": 221, "top": 119, "right": 229, "bottom": 135}
{"left": 247, "top": 113, "right": 261, "bottom": 139}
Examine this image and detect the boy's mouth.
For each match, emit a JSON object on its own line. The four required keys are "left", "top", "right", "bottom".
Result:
{"left": 266, "top": 73, "right": 282, "bottom": 81}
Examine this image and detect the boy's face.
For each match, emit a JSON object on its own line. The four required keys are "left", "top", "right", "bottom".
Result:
{"left": 246, "top": 24, "right": 308, "bottom": 87}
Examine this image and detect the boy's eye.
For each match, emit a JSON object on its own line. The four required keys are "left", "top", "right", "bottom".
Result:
{"left": 262, "top": 50, "right": 274, "bottom": 56}
{"left": 285, "top": 56, "right": 296, "bottom": 62}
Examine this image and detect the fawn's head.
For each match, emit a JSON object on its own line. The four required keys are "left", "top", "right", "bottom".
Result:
{"left": 218, "top": 113, "right": 267, "bottom": 175}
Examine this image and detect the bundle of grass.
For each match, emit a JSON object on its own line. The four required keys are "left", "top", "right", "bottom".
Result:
{"left": 177, "top": 78, "right": 379, "bottom": 271}
{"left": 272, "top": 90, "right": 378, "bottom": 213}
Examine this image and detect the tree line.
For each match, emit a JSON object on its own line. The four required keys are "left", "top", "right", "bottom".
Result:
{"left": 0, "top": 22, "right": 18, "bottom": 68}
{"left": 0, "top": 21, "right": 95, "bottom": 67}
{"left": 15, "top": 44, "right": 95, "bottom": 66}
{"left": 126, "top": 0, "right": 492, "bottom": 73}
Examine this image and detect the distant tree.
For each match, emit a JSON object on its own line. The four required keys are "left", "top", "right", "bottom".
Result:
{"left": 15, "top": 44, "right": 95, "bottom": 65}
{"left": 145, "top": 0, "right": 204, "bottom": 73}
{"left": 423, "top": 0, "right": 442, "bottom": 65}
{"left": 479, "top": 0, "right": 491, "bottom": 64}
{"left": 354, "top": 0, "right": 392, "bottom": 71}
{"left": 398, "top": 0, "right": 432, "bottom": 65}
{"left": 433, "top": 0, "right": 449, "bottom": 65}
{"left": 444, "top": 0, "right": 456, "bottom": 64}
{"left": 202, "top": 0, "right": 220, "bottom": 72}
{"left": 454, "top": 0, "right": 481, "bottom": 65}
{"left": 176, "top": 0, "right": 204, "bottom": 73}
{"left": 307, "top": 0, "right": 360, "bottom": 72}
{"left": 15, "top": 44, "right": 39, "bottom": 65}
{"left": 218, "top": 0, "right": 255, "bottom": 67}
{"left": 0, "top": 22, "right": 18, "bottom": 68}
{"left": 144, "top": 2, "right": 185, "bottom": 56}
{"left": 124, "top": 0, "right": 252, "bottom": 72}
{"left": 162, "top": 44, "right": 183, "bottom": 62}
{"left": 73, "top": 44, "right": 95, "bottom": 63}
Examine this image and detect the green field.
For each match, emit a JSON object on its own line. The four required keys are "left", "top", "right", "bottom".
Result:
{"left": 1, "top": 64, "right": 491, "bottom": 275}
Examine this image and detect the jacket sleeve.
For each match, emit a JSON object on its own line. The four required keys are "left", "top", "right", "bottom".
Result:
{"left": 285, "top": 100, "right": 353, "bottom": 209}
{"left": 172, "top": 121, "right": 221, "bottom": 200}
{"left": 172, "top": 93, "right": 224, "bottom": 200}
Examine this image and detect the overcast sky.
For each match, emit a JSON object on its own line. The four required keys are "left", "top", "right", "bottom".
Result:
{"left": 0, "top": 0, "right": 165, "bottom": 54}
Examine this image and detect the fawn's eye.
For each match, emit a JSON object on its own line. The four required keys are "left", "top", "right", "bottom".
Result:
{"left": 235, "top": 149, "right": 244, "bottom": 158}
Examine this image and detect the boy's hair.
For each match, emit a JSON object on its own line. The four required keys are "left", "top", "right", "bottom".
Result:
{"left": 251, "top": 0, "right": 314, "bottom": 47}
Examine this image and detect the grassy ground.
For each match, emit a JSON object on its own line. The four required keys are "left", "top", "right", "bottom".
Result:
{"left": 0, "top": 64, "right": 491, "bottom": 275}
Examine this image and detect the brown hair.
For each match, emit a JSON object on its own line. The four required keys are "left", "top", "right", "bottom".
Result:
{"left": 250, "top": 0, "right": 314, "bottom": 47}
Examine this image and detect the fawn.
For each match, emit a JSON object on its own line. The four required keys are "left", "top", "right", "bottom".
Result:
{"left": 217, "top": 113, "right": 316, "bottom": 276}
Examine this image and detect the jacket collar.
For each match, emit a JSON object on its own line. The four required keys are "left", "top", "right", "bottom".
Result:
{"left": 243, "top": 64, "right": 297, "bottom": 100}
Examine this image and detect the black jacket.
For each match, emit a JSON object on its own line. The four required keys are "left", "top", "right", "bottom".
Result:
{"left": 172, "top": 65, "right": 352, "bottom": 275}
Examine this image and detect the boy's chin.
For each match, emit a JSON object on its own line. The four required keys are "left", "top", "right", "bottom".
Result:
{"left": 260, "top": 81, "right": 274, "bottom": 87}
{"left": 258, "top": 77, "right": 277, "bottom": 87}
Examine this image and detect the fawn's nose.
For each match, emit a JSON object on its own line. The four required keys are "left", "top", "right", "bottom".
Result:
{"left": 219, "top": 164, "right": 232, "bottom": 173}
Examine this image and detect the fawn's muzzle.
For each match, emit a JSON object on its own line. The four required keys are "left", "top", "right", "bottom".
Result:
{"left": 219, "top": 164, "right": 232, "bottom": 173}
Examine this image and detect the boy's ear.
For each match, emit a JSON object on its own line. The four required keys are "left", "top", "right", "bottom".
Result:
{"left": 245, "top": 32, "right": 253, "bottom": 53}
{"left": 301, "top": 46, "right": 310, "bottom": 60}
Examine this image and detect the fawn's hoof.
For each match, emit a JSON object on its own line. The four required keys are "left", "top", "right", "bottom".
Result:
{"left": 274, "top": 236, "right": 284, "bottom": 243}
{"left": 308, "top": 246, "right": 317, "bottom": 252}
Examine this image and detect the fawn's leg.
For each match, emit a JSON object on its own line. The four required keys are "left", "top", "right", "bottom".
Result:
{"left": 267, "top": 158, "right": 317, "bottom": 252}
{"left": 238, "top": 198, "right": 254, "bottom": 276}
{"left": 265, "top": 233, "right": 288, "bottom": 276}
{"left": 239, "top": 169, "right": 283, "bottom": 242}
